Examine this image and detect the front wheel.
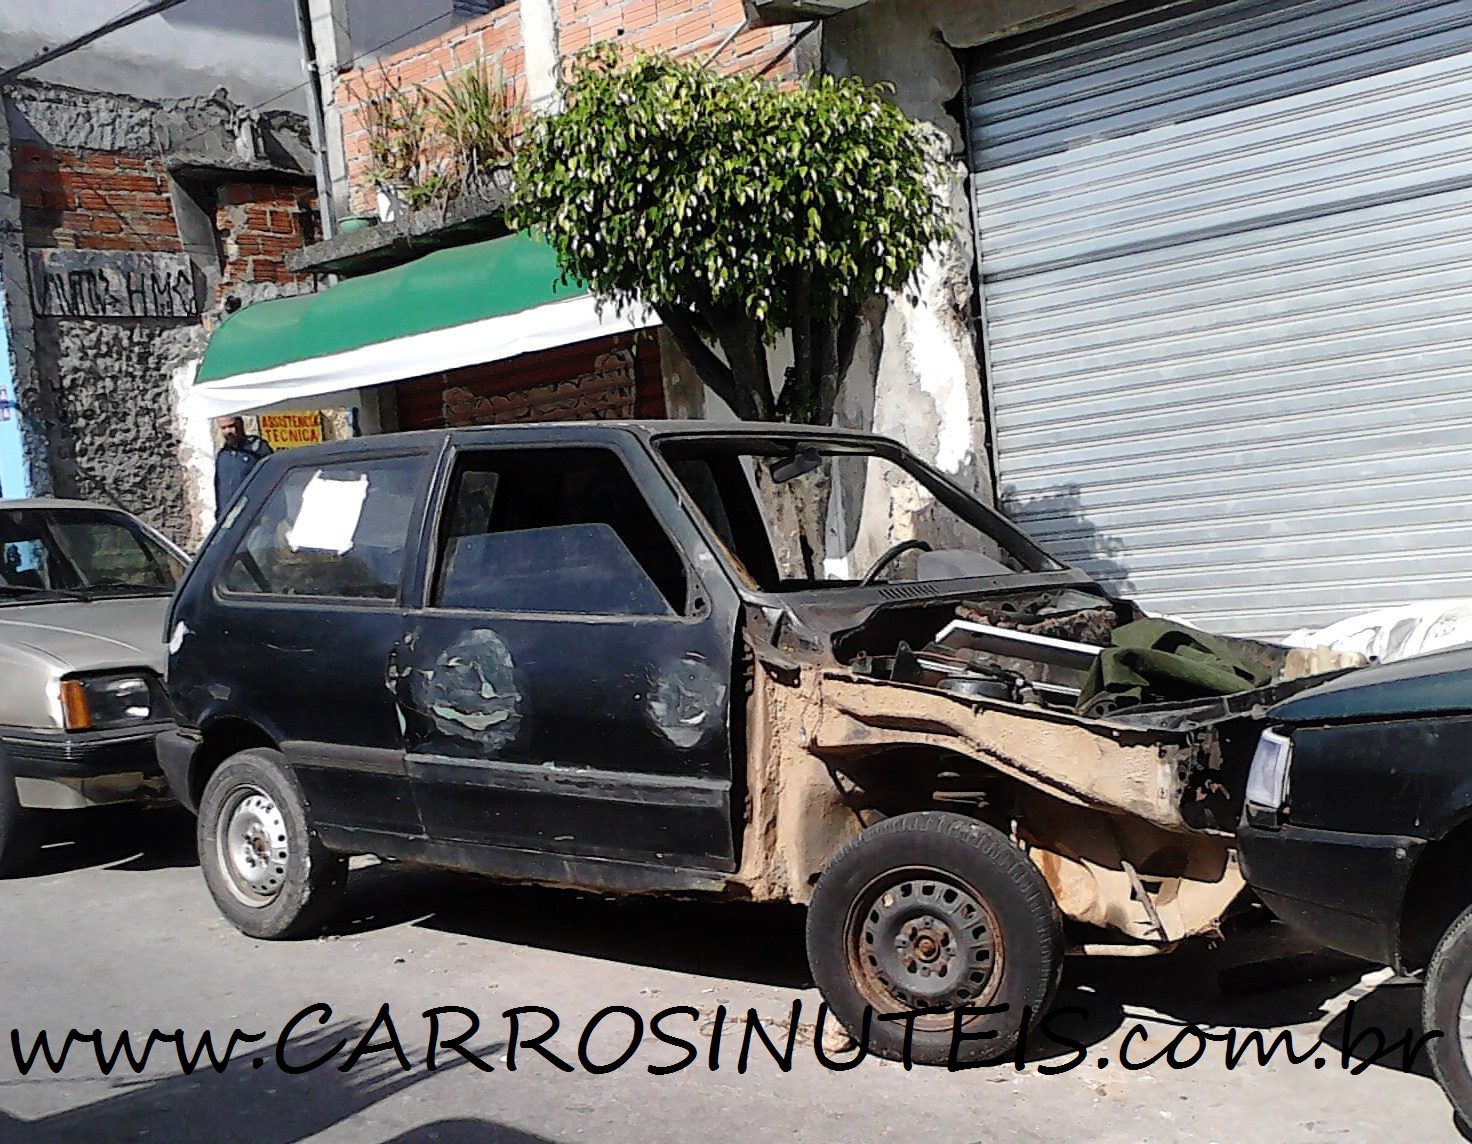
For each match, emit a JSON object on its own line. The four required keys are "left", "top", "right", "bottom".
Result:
{"left": 1423, "top": 905, "right": 1472, "bottom": 1124}
{"left": 196, "top": 748, "right": 347, "bottom": 939}
{"left": 805, "top": 811, "right": 1064, "bottom": 1066}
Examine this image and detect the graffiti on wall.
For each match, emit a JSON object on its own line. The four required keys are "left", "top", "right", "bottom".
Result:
{"left": 29, "top": 249, "right": 198, "bottom": 319}
{"left": 439, "top": 349, "right": 639, "bottom": 427}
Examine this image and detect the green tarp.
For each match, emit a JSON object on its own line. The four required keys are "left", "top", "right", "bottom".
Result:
{"left": 1079, "top": 618, "right": 1274, "bottom": 713}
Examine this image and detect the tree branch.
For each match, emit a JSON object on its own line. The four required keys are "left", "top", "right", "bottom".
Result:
{"left": 710, "top": 311, "right": 774, "bottom": 420}
{"left": 654, "top": 303, "right": 758, "bottom": 420}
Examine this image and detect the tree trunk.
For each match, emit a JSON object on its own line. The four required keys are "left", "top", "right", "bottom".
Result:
{"left": 710, "top": 314, "right": 774, "bottom": 420}
{"left": 654, "top": 304, "right": 760, "bottom": 420}
{"left": 656, "top": 295, "right": 863, "bottom": 426}
{"left": 783, "top": 269, "right": 816, "bottom": 423}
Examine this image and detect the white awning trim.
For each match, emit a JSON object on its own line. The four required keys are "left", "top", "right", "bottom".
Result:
{"left": 184, "top": 293, "right": 658, "bottom": 419}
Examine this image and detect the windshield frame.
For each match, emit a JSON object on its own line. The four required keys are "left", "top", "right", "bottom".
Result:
{"left": 0, "top": 505, "right": 188, "bottom": 605}
{"left": 649, "top": 429, "right": 1070, "bottom": 599}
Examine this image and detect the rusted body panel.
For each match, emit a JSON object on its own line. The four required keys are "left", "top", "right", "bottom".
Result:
{"left": 727, "top": 648, "right": 1290, "bottom": 944}
{"left": 814, "top": 673, "right": 1187, "bottom": 830}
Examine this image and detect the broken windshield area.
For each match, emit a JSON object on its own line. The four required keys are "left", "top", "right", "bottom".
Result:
{"left": 0, "top": 507, "right": 183, "bottom": 602}
{"left": 659, "top": 439, "right": 1061, "bottom": 592}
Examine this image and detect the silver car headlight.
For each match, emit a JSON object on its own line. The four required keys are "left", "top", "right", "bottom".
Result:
{"left": 1245, "top": 727, "right": 1293, "bottom": 811}
{"left": 60, "top": 673, "right": 156, "bottom": 731}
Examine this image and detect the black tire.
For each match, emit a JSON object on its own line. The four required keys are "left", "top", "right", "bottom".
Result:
{"left": 1423, "top": 904, "right": 1472, "bottom": 1123}
{"left": 0, "top": 768, "right": 39, "bottom": 878}
{"left": 806, "top": 811, "right": 1064, "bottom": 1066}
{"left": 196, "top": 748, "right": 347, "bottom": 939}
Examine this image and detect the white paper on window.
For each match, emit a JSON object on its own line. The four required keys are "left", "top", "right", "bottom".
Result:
{"left": 286, "top": 471, "right": 368, "bottom": 554}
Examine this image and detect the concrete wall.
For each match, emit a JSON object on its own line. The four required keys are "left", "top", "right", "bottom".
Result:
{"left": 813, "top": 0, "right": 1113, "bottom": 495}
{"left": 2, "top": 81, "right": 320, "bottom": 545}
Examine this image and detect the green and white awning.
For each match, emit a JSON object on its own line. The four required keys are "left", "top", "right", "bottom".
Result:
{"left": 188, "top": 231, "right": 655, "bottom": 418}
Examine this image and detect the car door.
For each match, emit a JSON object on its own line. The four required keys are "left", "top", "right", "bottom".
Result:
{"left": 204, "top": 446, "right": 436, "bottom": 837}
{"left": 396, "top": 430, "right": 742, "bottom": 875}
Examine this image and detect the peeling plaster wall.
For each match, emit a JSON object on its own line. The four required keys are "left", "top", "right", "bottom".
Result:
{"left": 170, "top": 359, "right": 218, "bottom": 535}
{"left": 819, "top": 0, "right": 1116, "bottom": 501}
{"left": 866, "top": 164, "right": 989, "bottom": 502}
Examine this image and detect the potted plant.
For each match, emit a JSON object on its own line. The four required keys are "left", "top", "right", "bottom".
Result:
{"left": 354, "top": 66, "right": 441, "bottom": 222}
{"left": 429, "top": 61, "right": 523, "bottom": 204}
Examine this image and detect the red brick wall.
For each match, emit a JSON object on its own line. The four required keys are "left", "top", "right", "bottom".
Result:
{"left": 12, "top": 144, "right": 181, "bottom": 252}
{"left": 337, "top": 5, "right": 526, "bottom": 216}
{"left": 13, "top": 142, "right": 317, "bottom": 304}
{"left": 558, "top": 0, "right": 801, "bottom": 76}
{"left": 213, "top": 182, "right": 319, "bottom": 300}
{"left": 334, "top": 0, "right": 806, "bottom": 215}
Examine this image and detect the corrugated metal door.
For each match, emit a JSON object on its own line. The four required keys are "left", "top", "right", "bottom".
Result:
{"left": 966, "top": 0, "right": 1472, "bottom": 637}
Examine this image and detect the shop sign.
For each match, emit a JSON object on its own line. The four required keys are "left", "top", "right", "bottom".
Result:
{"left": 258, "top": 412, "right": 325, "bottom": 449}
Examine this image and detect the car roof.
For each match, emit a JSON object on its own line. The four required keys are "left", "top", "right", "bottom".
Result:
{"left": 0, "top": 497, "right": 138, "bottom": 513}
{"left": 246, "top": 420, "right": 895, "bottom": 464}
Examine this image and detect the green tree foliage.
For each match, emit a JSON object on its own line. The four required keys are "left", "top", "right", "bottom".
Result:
{"left": 511, "top": 46, "right": 951, "bottom": 422}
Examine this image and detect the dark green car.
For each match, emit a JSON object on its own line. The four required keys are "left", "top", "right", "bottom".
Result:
{"left": 1238, "top": 646, "right": 1472, "bottom": 1123}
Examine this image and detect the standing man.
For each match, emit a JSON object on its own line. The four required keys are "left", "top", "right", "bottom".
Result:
{"left": 213, "top": 415, "right": 273, "bottom": 510}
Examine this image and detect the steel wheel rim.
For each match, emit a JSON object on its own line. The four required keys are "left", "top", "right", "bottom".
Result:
{"left": 1458, "top": 973, "right": 1472, "bottom": 1077}
{"left": 845, "top": 865, "right": 1003, "bottom": 1030}
{"left": 215, "top": 785, "right": 290, "bottom": 908}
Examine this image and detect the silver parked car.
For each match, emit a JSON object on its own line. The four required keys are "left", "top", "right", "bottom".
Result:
{"left": 0, "top": 498, "right": 187, "bottom": 874}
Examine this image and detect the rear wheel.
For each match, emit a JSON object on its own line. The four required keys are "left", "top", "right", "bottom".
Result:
{"left": 197, "top": 748, "right": 347, "bottom": 939}
{"left": 806, "top": 811, "right": 1064, "bottom": 1065}
{"left": 1423, "top": 905, "right": 1472, "bottom": 1125}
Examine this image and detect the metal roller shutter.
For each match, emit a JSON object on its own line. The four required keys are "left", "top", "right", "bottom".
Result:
{"left": 966, "top": 0, "right": 1472, "bottom": 637}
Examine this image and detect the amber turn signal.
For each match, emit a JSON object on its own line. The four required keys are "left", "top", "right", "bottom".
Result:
{"left": 59, "top": 679, "right": 92, "bottom": 731}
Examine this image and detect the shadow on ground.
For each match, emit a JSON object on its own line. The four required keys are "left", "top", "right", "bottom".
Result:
{"left": 0, "top": 1022, "right": 536, "bottom": 1144}
{"left": 27, "top": 817, "right": 1448, "bottom": 1092}
{"left": 19, "top": 804, "right": 196, "bottom": 878}
{"left": 331, "top": 863, "right": 1397, "bottom": 1061}
{"left": 335, "top": 860, "right": 812, "bottom": 989}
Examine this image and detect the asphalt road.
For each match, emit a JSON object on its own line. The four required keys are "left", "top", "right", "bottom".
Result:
{"left": 0, "top": 804, "right": 1465, "bottom": 1144}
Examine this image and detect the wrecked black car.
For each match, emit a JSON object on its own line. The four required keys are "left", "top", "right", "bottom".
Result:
{"left": 156, "top": 422, "right": 1359, "bottom": 1065}
{"left": 1237, "top": 648, "right": 1472, "bottom": 1122}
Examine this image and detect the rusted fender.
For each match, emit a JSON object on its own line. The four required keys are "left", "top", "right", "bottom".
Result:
{"left": 811, "top": 672, "right": 1193, "bottom": 833}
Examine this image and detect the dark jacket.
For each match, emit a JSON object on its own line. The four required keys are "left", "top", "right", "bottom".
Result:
{"left": 214, "top": 435, "right": 273, "bottom": 510}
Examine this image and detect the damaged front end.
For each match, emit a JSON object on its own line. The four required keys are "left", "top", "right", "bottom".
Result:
{"left": 733, "top": 584, "right": 1363, "bottom": 947}
{"left": 651, "top": 427, "right": 1363, "bottom": 947}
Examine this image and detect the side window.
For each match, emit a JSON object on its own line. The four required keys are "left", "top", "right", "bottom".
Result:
{"left": 434, "top": 447, "right": 688, "bottom": 617}
{"left": 221, "top": 454, "right": 428, "bottom": 600}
